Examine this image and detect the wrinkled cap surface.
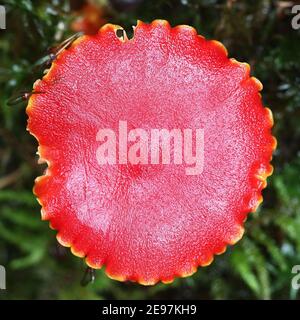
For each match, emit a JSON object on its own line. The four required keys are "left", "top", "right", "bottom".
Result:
{"left": 27, "top": 20, "right": 276, "bottom": 285}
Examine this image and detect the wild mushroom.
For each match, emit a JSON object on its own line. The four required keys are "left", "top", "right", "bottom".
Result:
{"left": 26, "top": 20, "right": 276, "bottom": 285}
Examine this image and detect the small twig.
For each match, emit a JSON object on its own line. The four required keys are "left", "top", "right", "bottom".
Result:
{"left": 6, "top": 90, "right": 45, "bottom": 106}
{"left": 0, "top": 169, "right": 22, "bottom": 189}
{"left": 34, "top": 32, "right": 84, "bottom": 69}
{"left": 80, "top": 267, "right": 96, "bottom": 287}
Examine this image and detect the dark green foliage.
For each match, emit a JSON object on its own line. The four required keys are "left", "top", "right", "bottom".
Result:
{"left": 0, "top": 0, "right": 299, "bottom": 299}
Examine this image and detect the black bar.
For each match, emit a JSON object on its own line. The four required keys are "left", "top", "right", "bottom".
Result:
{"left": 0, "top": 300, "right": 296, "bottom": 318}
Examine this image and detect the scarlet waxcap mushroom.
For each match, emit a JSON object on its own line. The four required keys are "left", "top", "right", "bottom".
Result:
{"left": 26, "top": 20, "right": 276, "bottom": 285}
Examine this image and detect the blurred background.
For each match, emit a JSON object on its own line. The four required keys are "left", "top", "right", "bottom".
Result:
{"left": 0, "top": 0, "right": 300, "bottom": 300}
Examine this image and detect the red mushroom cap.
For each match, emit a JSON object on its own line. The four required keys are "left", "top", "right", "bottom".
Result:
{"left": 26, "top": 20, "right": 276, "bottom": 285}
